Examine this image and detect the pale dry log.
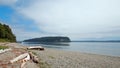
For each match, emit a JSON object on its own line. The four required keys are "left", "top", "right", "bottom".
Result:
{"left": 10, "top": 53, "right": 29, "bottom": 63}
{"left": 27, "top": 46, "right": 44, "bottom": 50}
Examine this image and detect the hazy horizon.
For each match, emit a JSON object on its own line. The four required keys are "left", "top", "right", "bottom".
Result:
{"left": 0, "top": 0, "right": 120, "bottom": 41}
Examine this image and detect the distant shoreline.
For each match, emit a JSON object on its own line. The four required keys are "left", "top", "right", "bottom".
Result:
{"left": 71, "top": 40, "right": 120, "bottom": 42}
{"left": 18, "top": 40, "right": 120, "bottom": 43}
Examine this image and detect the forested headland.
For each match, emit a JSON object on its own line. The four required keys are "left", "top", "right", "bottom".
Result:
{"left": 23, "top": 36, "right": 71, "bottom": 42}
{"left": 0, "top": 23, "right": 16, "bottom": 42}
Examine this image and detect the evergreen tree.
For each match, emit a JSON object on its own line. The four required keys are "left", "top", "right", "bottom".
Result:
{"left": 0, "top": 23, "right": 16, "bottom": 42}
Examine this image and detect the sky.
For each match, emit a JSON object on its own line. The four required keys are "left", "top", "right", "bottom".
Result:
{"left": 0, "top": 0, "right": 120, "bottom": 41}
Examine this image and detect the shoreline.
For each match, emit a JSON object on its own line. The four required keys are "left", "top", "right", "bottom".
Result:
{"left": 32, "top": 48, "right": 120, "bottom": 68}
{"left": 22, "top": 41, "right": 120, "bottom": 57}
{"left": 43, "top": 48, "right": 120, "bottom": 57}
{"left": 0, "top": 43, "right": 120, "bottom": 68}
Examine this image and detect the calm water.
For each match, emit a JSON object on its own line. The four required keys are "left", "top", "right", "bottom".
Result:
{"left": 22, "top": 42, "right": 120, "bottom": 57}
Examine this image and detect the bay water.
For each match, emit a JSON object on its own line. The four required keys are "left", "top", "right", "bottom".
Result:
{"left": 22, "top": 42, "right": 120, "bottom": 57}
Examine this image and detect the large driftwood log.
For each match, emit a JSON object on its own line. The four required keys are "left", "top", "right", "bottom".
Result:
{"left": 10, "top": 53, "right": 29, "bottom": 63}
{"left": 27, "top": 46, "right": 44, "bottom": 50}
{"left": 29, "top": 52, "right": 39, "bottom": 63}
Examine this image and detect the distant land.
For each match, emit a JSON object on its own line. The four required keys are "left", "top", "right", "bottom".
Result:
{"left": 23, "top": 36, "right": 120, "bottom": 43}
{"left": 72, "top": 40, "right": 120, "bottom": 42}
{"left": 23, "top": 36, "right": 71, "bottom": 42}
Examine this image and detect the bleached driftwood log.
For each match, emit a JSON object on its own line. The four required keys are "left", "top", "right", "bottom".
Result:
{"left": 27, "top": 46, "right": 44, "bottom": 50}
{"left": 20, "top": 53, "right": 30, "bottom": 68}
{"left": 10, "top": 53, "right": 29, "bottom": 63}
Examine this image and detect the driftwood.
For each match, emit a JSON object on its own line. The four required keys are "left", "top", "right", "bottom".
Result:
{"left": 29, "top": 52, "right": 39, "bottom": 63}
{"left": 9, "top": 50, "right": 40, "bottom": 68}
{"left": 10, "top": 53, "right": 29, "bottom": 63}
{"left": 0, "top": 48, "right": 11, "bottom": 54}
{"left": 27, "top": 46, "right": 44, "bottom": 50}
{"left": 10, "top": 52, "right": 39, "bottom": 64}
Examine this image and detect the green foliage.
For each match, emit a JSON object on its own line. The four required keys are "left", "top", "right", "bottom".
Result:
{"left": 0, "top": 23, "right": 16, "bottom": 42}
{"left": 0, "top": 46, "right": 8, "bottom": 50}
{"left": 0, "top": 39, "right": 10, "bottom": 42}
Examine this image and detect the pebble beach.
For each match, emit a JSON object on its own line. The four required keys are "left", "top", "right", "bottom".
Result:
{"left": 32, "top": 48, "right": 120, "bottom": 68}
{"left": 0, "top": 43, "right": 120, "bottom": 68}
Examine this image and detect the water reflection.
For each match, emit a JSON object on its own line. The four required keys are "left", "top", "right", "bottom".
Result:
{"left": 22, "top": 42, "right": 70, "bottom": 46}
{"left": 22, "top": 42, "right": 120, "bottom": 56}
{"left": 22, "top": 42, "right": 70, "bottom": 49}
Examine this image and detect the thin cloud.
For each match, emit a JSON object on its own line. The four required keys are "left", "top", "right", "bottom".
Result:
{"left": 17, "top": 0, "right": 120, "bottom": 40}
{"left": 1, "top": 0, "right": 119, "bottom": 40}
{"left": 0, "top": 0, "right": 18, "bottom": 6}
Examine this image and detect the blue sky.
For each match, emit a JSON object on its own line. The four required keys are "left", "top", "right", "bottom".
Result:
{"left": 0, "top": 0, "right": 120, "bottom": 41}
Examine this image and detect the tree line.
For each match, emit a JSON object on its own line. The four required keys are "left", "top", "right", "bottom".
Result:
{"left": 0, "top": 23, "right": 16, "bottom": 42}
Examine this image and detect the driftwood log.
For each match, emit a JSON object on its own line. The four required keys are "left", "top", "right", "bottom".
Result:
{"left": 10, "top": 52, "right": 39, "bottom": 63}
{"left": 29, "top": 52, "right": 39, "bottom": 63}
{"left": 27, "top": 46, "right": 44, "bottom": 50}
{"left": 10, "top": 53, "right": 29, "bottom": 63}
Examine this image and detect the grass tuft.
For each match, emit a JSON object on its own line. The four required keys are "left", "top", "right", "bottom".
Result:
{"left": 0, "top": 46, "right": 8, "bottom": 50}
{"left": 49, "top": 56, "right": 55, "bottom": 59}
{"left": 38, "top": 60, "right": 51, "bottom": 68}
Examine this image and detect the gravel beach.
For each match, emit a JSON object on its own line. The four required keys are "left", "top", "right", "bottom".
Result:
{"left": 32, "top": 48, "right": 120, "bottom": 68}
{"left": 0, "top": 43, "right": 120, "bottom": 68}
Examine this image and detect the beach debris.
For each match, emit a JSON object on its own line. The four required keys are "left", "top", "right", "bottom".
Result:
{"left": 21, "top": 61, "right": 26, "bottom": 68}
{"left": 10, "top": 53, "right": 29, "bottom": 63}
{"left": 10, "top": 53, "right": 31, "bottom": 68}
{"left": 20, "top": 54, "right": 30, "bottom": 68}
{"left": 0, "top": 48, "right": 12, "bottom": 54}
{"left": 9, "top": 46, "right": 41, "bottom": 68}
{"left": 27, "top": 46, "right": 44, "bottom": 51}
{"left": 29, "top": 52, "right": 39, "bottom": 63}
{"left": 10, "top": 52, "right": 39, "bottom": 68}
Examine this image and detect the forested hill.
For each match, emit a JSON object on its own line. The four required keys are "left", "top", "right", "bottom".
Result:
{"left": 0, "top": 23, "right": 16, "bottom": 42}
{"left": 23, "top": 37, "right": 71, "bottom": 42}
